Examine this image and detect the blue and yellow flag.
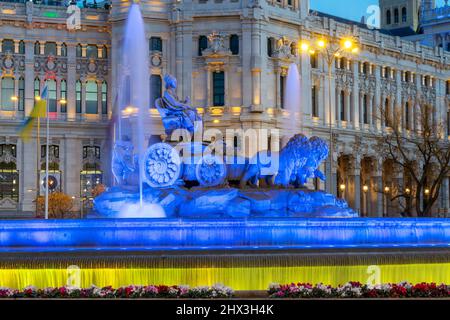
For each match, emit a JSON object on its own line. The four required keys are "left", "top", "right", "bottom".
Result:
{"left": 19, "top": 85, "right": 47, "bottom": 142}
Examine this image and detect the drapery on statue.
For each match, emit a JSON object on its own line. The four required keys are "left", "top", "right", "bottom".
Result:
{"left": 155, "top": 74, "right": 202, "bottom": 136}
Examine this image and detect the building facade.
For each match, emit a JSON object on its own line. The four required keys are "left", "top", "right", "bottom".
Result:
{"left": 0, "top": 0, "right": 449, "bottom": 217}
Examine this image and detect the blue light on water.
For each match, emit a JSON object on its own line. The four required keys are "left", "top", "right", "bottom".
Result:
{"left": 0, "top": 218, "right": 449, "bottom": 252}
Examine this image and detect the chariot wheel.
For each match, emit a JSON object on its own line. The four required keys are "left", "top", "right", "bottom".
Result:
{"left": 195, "top": 154, "right": 227, "bottom": 187}
{"left": 144, "top": 143, "right": 181, "bottom": 188}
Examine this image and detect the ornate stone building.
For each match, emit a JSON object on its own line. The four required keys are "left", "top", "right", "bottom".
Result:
{"left": 0, "top": 0, "right": 449, "bottom": 217}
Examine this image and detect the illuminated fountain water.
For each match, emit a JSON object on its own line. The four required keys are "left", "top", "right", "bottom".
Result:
{"left": 283, "top": 63, "right": 301, "bottom": 141}
{"left": 0, "top": 4, "right": 449, "bottom": 290}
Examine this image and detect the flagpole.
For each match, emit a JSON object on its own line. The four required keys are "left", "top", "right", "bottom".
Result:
{"left": 44, "top": 92, "right": 50, "bottom": 220}
{"left": 36, "top": 115, "right": 40, "bottom": 217}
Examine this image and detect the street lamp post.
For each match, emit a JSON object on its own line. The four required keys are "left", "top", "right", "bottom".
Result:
{"left": 300, "top": 36, "right": 359, "bottom": 195}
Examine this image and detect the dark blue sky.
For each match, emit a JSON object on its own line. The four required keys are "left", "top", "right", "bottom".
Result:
{"left": 310, "top": 0, "right": 446, "bottom": 26}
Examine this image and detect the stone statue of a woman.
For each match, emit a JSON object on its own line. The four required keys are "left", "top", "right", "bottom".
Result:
{"left": 155, "top": 74, "right": 202, "bottom": 136}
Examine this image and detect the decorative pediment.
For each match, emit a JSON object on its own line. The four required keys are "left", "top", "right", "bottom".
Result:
{"left": 272, "top": 36, "right": 296, "bottom": 62}
{"left": 0, "top": 197, "right": 17, "bottom": 210}
{"left": 202, "top": 32, "right": 232, "bottom": 58}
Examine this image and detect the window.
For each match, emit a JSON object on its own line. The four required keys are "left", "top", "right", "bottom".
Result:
{"left": 230, "top": 34, "right": 239, "bottom": 55}
{"left": 60, "top": 80, "right": 67, "bottom": 113}
{"left": 363, "top": 95, "right": 369, "bottom": 124}
{"left": 102, "top": 45, "right": 108, "bottom": 59}
{"left": 61, "top": 43, "right": 67, "bottom": 57}
{"left": 310, "top": 52, "right": 318, "bottom": 68}
{"left": 394, "top": 8, "right": 399, "bottom": 23}
{"left": 213, "top": 71, "right": 225, "bottom": 107}
{"left": 18, "top": 41, "right": 25, "bottom": 54}
{"left": 290, "top": 43, "right": 297, "bottom": 56}
{"left": 86, "top": 80, "right": 98, "bottom": 114}
{"left": 0, "top": 157, "right": 18, "bottom": 202}
{"left": 150, "top": 75, "right": 162, "bottom": 108}
{"left": 312, "top": 85, "right": 318, "bottom": 117}
{"left": 267, "top": 37, "right": 274, "bottom": 57}
{"left": 385, "top": 98, "right": 390, "bottom": 126}
{"left": 86, "top": 45, "right": 98, "bottom": 58}
{"left": 41, "top": 145, "right": 59, "bottom": 159}
{"left": 287, "top": 0, "right": 293, "bottom": 5}
{"left": 280, "top": 75, "right": 285, "bottom": 109}
{"left": 83, "top": 146, "right": 101, "bottom": 159}
{"left": 2, "top": 39, "right": 14, "bottom": 53}
{"left": 405, "top": 101, "right": 410, "bottom": 130}
{"left": 76, "top": 44, "right": 82, "bottom": 57}
{"left": 44, "top": 42, "right": 57, "bottom": 56}
{"left": 34, "top": 78, "right": 40, "bottom": 98}
{"left": 198, "top": 36, "right": 208, "bottom": 56}
{"left": 101, "top": 81, "right": 107, "bottom": 114}
{"left": 150, "top": 37, "right": 162, "bottom": 52}
{"left": 1, "top": 77, "right": 15, "bottom": 111}
{"left": 402, "top": 7, "right": 407, "bottom": 22}
{"left": 46, "top": 79, "right": 57, "bottom": 112}
{"left": 447, "top": 81, "right": 450, "bottom": 95}
{"left": 386, "top": 10, "right": 391, "bottom": 24}
{"left": 34, "top": 41, "right": 40, "bottom": 55}
{"left": 76, "top": 80, "right": 82, "bottom": 113}
{"left": 18, "top": 77, "right": 25, "bottom": 111}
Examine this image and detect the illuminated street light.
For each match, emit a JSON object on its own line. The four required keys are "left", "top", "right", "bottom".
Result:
{"left": 300, "top": 42, "right": 310, "bottom": 52}
{"left": 60, "top": 98, "right": 67, "bottom": 105}
{"left": 11, "top": 96, "right": 18, "bottom": 102}
{"left": 405, "top": 188, "right": 411, "bottom": 195}
{"left": 35, "top": 96, "right": 41, "bottom": 101}
{"left": 424, "top": 188, "right": 430, "bottom": 195}
{"left": 339, "top": 184, "right": 346, "bottom": 191}
{"left": 384, "top": 186, "right": 390, "bottom": 193}
{"left": 362, "top": 185, "right": 369, "bottom": 193}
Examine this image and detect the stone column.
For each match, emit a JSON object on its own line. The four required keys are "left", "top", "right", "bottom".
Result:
{"left": 241, "top": 20, "right": 252, "bottom": 108}
{"left": 369, "top": 94, "right": 374, "bottom": 129}
{"left": 175, "top": 24, "right": 183, "bottom": 98}
{"left": 443, "top": 177, "right": 450, "bottom": 217}
{"left": 24, "top": 41, "right": 35, "bottom": 116}
{"left": 63, "top": 137, "right": 82, "bottom": 209}
{"left": 300, "top": 48, "right": 312, "bottom": 123}
{"left": 345, "top": 89, "right": 351, "bottom": 124}
{"left": 352, "top": 61, "right": 360, "bottom": 130}
{"left": 181, "top": 21, "right": 193, "bottom": 100}
{"left": 250, "top": 18, "right": 262, "bottom": 110}
{"left": 374, "top": 65, "right": 381, "bottom": 132}
{"left": 275, "top": 68, "right": 281, "bottom": 108}
{"left": 20, "top": 138, "right": 38, "bottom": 212}
{"left": 336, "top": 89, "right": 341, "bottom": 126}
{"left": 206, "top": 66, "right": 212, "bottom": 107}
{"left": 370, "top": 160, "right": 383, "bottom": 217}
{"left": 66, "top": 44, "right": 77, "bottom": 120}
{"left": 359, "top": 92, "right": 364, "bottom": 127}
{"left": 323, "top": 61, "right": 336, "bottom": 127}
{"left": 81, "top": 81, "right": 86, "bottom": 115}
{"left": 347, "top": 156, "right": 361, "bottom": 214}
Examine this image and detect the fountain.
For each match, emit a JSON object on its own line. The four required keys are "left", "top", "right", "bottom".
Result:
{"left": 0, "top": 4, "right": 449, "bottom": 290}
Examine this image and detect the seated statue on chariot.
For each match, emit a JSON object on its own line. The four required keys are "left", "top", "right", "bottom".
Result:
{"left": 155, "top": 74, "right": 202, "bottom": 137}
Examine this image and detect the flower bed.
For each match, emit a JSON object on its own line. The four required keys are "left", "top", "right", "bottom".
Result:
{"left": 268, "top": 282, "right": 450, "bottom": 298}
{"left": 0, "top": 284, "right": 233, "bottom": 299}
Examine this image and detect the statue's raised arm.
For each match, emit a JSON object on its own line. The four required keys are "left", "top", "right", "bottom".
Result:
{"left": 155, "top": 74, "right": 202, "bottom": 136}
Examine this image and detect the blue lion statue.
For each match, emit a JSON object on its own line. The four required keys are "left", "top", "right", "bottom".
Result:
{"left": 111, "top": 140, "right": 140, "bottom": 186}
{"left": 240, "top": 134, "right": 328, "bottom": 188}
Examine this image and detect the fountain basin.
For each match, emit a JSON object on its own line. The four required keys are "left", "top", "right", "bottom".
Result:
{"left": 0, "top": 218, "right": 449, "bottom": 251}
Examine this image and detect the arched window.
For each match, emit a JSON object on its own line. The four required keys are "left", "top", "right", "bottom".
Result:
{"left": 150, "top": 75, "right": 162, "bottom": 108}
{"left": 86, "top": 45, "right": 98, "bottom": 58}
{"left": 34, "top": 41, "right": 40, "bottom": 55}
{"left": 386, "top": 10, "right": 391, "bottom": 24}
{"left": 198, "top": 36, "right": 207, "bottom": 56}
{"left": 76, "top": 44, "right": 82, "bottom": 57}
{"left": 101, "top": 81, "right": 107, "bottom": 114}
{"left": 340, "top": 90, "right": 345, "bottom": 121}
{"left": 2, "top": 39, "right": 14, "bottom": 53}
{"left": 34, "top": 78, "right": 40, "bottom": 98}
{"left": 1, "top": 77, "right": 15, "bottom": 111}
{"left": 61, "top": 43, "right": 67, "bottom": 57}
{"left": 402, "top": 7, "right": 407, "bottom": 22}
{"left": 394, "top": 8, "right": 399, "bottom": 23}
{"left": 18, "top": 41, "right": 25, "bottom": 54}
{"left": 44, "top": 42, "right": 57, "bottom": 56}
{"left": 18, "top": 77, "right": 25, "bottom": 111}
{"left": 76, "top": 80, "right": 82, "bottom": 113}
{"left": 86, "top": 80, "right": 98, "bottom": 114}
{"left": 230, "top": 34, "right": 239, "bottom": 55}
{"left": 46, "top": 79, "right": 57, "bottom": 112}
{"left": 60, "top": 80, "right": 67, "bottom": 113}
{"left": 385, "top": 98, "right": 390, "bottom": 126}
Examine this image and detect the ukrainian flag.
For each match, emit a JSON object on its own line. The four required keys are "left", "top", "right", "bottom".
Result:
{"left": 19, "top": 85, "right": 48, "bottom": 142}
